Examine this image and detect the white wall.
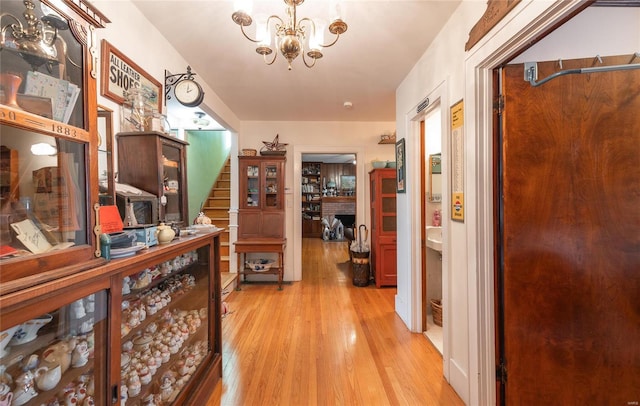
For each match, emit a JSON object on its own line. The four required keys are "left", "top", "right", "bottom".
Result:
{"left": 396, "top": 1, "right": 640, "bottom": 404}
{"left": 91, "top": 1, "right": 240, "bottom": 135}
{"left": 237, "top": 121, "right": 395, "bottom": 282}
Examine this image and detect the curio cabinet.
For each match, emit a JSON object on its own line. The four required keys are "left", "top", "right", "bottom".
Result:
{"left": 0, "top": 0, "right": 109, "bottom": 284}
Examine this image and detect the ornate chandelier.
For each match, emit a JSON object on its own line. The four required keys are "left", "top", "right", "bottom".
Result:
{"left": 232, "top": 0, "right": 347, "bottom": 70}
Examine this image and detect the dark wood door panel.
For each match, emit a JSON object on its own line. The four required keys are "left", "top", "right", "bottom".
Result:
{"left": 500, "top": 55, "right": 640, "bottom": 404}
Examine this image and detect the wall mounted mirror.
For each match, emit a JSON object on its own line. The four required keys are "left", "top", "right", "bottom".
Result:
{"left": 429, "top": 153, "right": 442, "bottom": 202}
{"left": 97, "top": 106, "right": 115, "bottom": 205}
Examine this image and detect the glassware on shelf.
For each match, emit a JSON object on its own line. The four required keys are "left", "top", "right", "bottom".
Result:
{"left": 120, "top": 88, "right": 154, "bottom": 132}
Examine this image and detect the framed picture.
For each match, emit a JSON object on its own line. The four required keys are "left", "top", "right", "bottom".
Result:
{"left": 340, "top": 175, "right": 356, "bottom": 191}
{"left": 100, "top": 40, "right": 162, "bottom": 111}
{"left": 395, "top": 138, "right": 406, "bottom": 193}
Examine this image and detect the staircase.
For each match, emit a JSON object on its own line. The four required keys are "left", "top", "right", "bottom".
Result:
{"left": 202, "top": 157, "right": 231, "bottom": 274}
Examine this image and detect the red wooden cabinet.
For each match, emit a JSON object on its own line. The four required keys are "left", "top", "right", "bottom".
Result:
{"left": 369, "top": 169, "right": 397, "bottom": 287}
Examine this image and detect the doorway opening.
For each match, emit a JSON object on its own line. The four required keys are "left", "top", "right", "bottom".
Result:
{"left": 300, "top": 153, "right": 357, "bottom": 277}
{"left": 420, "top": 104, "right": 443, "bottom": 353}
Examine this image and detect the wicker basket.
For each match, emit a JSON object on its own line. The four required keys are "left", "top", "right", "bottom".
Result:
{"left": 430, "top": 299, "right": 443, "bottom": 327}
{"left": 240, "top": 148, "right": 257, "bottom": 156}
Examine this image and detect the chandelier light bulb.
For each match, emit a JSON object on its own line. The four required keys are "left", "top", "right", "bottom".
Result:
{"left": 256, "top": 21, "right": 270, "bottom": 47}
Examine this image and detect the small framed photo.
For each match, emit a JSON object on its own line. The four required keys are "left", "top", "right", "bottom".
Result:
{"left": 395, "top": 138, "right": 406, "bottom": 193}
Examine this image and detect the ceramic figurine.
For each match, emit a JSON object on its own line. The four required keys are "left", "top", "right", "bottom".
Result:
{"left": 156, "top": 223, "right": 175, "bottom": 244}
{"left": 120, "top": 384, "right": 128, "bottom": 406}
{"left": 0, "top": 325, "right": 20, "bottom": 358}
{"left": 34, "top": 363, "right": 62, "bottom": 391}
{"left": 127, "top": 374, "right": 141, "bottom": 398}
{"left": 71, "top": 341, "right": 90, "bottom": 368}
{"left": 0, "top": 365, "right": 11, "bottom": 386}
{"left": 71, "top": 300, "right": 86, "bottom": 319}
{"left": 9, "top": 314, "right": 53, "bottom": 345}
{"left": 43, "top": 339, "right": 75, "bottom": 373}
{"left": 12, "top": 370, "right": 38, "bottom": 405}
{"left": 0, "top": 383, "right": 13, "bottom": 406}
{"left": 122, "top": 277, "right": 131, "bottom": 295}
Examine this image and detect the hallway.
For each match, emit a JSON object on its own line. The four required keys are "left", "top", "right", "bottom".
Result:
{"left": 207, "top": 238, "right": 463, "bottom": 405}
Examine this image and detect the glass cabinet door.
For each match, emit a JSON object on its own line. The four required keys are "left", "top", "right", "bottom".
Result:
{"left": 0, "top": 130, "right": 89, "bottom": 263}
{"left": 118, "top": 246, "right": 212, "bottom": 404}
{"left": 0, "top": 0, "right": 107, "bottom": 282}
{"left": 243, "top": 164, "right": 259, "bottom": 208}
{"left": 162, "top": 142, "right": 184, "bottom": 223}
{"left": 0, "top": 288, "right": 109, "bottom": 405}
{"left": 263, "top": 162, "right": 280, "bottom": 209}
{"left": 380, "top": 177, "right": 397, "bottom": 233}
{"left": 0, "top": 0, "right": 87, "bottom": 129}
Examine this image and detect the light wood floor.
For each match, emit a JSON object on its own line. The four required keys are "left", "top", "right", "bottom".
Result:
{"left": 207, "top": 238, "right": 464, "bottom": 405}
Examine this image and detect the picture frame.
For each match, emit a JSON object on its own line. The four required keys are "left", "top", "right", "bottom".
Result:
{"left": 395, "top": 138, "right": 406, "bottom": 193}
{"left": 340, "top": 175, "right": 356, "bottom": 191}
{"left": 100, "top": 40, "right": 162, "bottom": 111}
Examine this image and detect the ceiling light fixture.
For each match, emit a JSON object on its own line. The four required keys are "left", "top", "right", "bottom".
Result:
{"left": 192, "top": 112, "right": 210, "bottom": 128}
{"left": 232, "top": 0, "right": 348, "bottom": 70}
{"left": 30, "top": 143, "right": 57, "bottom": 156}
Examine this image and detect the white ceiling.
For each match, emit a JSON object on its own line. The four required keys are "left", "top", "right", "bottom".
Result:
{"left": 131, "top": 0, "right": 461, "bottom": 127}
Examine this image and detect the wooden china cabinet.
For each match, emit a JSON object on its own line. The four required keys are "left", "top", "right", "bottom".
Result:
{"left": 0, "top": 2, "right": 222, "bottom": 405}
{"left": 235, "top": 156, "right": 287, "bottom": 289}
{"left": 117, "top": 131, "right": 189, "bottom": 226}
{"left": 369, "top": 168, "right": 397, "bottom": 287}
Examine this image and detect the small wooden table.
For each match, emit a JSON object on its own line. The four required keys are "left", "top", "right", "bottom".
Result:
{"left": 234, "top": 238, "right": 286, "bottom": 290}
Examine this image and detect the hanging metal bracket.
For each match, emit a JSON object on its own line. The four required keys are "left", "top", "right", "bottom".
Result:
{"left": 524, "top": 53, "right": 640, "bottom": 87}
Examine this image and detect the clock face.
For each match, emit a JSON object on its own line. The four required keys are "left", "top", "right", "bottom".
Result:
{"left": 174, "top": 79, "right": 204, "bottom": 107}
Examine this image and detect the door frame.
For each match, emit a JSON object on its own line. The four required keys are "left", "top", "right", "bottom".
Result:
{"left": 407, "top": 82, "right": 450, "bottom": 377}
{"left": 292, "top": 145, "right": 368, "bottom": 282}
{"left": 463, "top": 1, "right": 592, "bottom": 403}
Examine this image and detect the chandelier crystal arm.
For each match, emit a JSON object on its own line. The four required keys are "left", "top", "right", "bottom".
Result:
{"left": 263, "top": 50, "right": 278, "bottom": 65}
{"left": 302, "top": 51, "right": 317, "bottom": 68}
{"left": 298, "top": 17, "right": 344, "bottom": 48}
{"left": 238, "top": 14, "right": 284, "bottom": 43}
{"left": 318, "top": 33, "right": 341, "bottom": 48}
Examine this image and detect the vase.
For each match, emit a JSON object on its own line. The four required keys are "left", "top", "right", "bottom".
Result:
{"left": 0, "top": 73, "right": 22, "bottom": 109}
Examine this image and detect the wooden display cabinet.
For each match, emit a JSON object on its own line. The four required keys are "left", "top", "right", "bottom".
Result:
{"left": 109, "top": 232, "right": 222, "bottom": 405}
{"left": 235, "top": 156, "right": 286, "bottom": 289}
{"left": 237, "top": 156, "right": 285, "bottom": 239}
{"left": 0, "top": 0, "right": 109, "bottom": 285}
{"left": 0, "top": 232, "right": 223, "bottom": 405}
{"left": 302, "top": 162, "right": 322, "bottom": 238}
{"left": 117, "top": 131, "right": 189, "bottom": 226}
{"left": 369, "top": 168, "right": 397, "bottom": 287}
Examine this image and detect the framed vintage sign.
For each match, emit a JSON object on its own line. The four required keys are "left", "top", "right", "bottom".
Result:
{"left": 450, "top": 99, "right": 464, "bottom": 222}
{"left": 395, "top": 138, "right": 406, "bottom": 193}
{"left": 100, "top": 40, "right": 162, "bottom": 111}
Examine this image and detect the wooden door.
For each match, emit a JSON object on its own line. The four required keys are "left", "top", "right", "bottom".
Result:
{"left": 497, "top": 55, "right": 640, "bottom": 404}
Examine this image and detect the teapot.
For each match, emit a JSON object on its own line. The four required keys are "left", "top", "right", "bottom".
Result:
{"left": 35, "top": 363, "right": 61, "bottom": 391}
{"left": 156, "top": 223, "right": 175, "bottom": 244}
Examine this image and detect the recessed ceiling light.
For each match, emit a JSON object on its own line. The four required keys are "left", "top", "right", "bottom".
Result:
{"left": 343, "top": 101, "right": 353, "bottom": 109}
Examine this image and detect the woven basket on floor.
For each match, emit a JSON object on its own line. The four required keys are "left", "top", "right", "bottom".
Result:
{"left": 240, "top": 148, "right": 257, "bottom": 156}
{"left": 430, "top": 299, "right": 443, "bottom": 327}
